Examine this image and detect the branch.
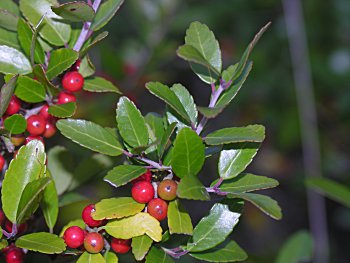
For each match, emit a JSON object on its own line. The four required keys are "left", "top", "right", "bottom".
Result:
{"left": 122, "top": 150, "right": 171, "bottom": 171}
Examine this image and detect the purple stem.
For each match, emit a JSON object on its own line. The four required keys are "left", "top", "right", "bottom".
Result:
{"left": 123, "top": 150, "right": 171, "bottom": 171}
{"left": 162, "top": 247, "right": 189, "bottom": 259}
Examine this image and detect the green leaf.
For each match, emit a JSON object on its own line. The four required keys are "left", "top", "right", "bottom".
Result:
{"left": 178, "top": 22, "right": 221, "bottom": 84}
{"left": 48, "top": 102, "right": 76, "bottom": 118}
{"left": 0, "top": 0, "right": 19, "bottom": 16}
{"left": 197, "top": 105, "right": 225, "bottom": 119}
{"left": 145, "top": 247, "right": 174, "bottom": 263}
{"left": 47, "top": 146, "right": 74, "bottom": 195}
{"left": 80, "top": 31, "right": 109, "bottom": 58}
{"left": 41, "top": 170, "right": 59, "bottom": 231}
{"left": 52, "top": 1, "right": 95, "bottom": 22}
{"left": 218, "top": 143, "right": 260, "bottom": 180}
{"left": 83, "top": 76, "right": 121, "bottom": 93}
{"left": 90, "top": 0, "right": 124, "bottom": 31}
{"left": 59, "top": 219, "right": 85, "bottom": 237}
{"left": 2, "top": 140, "right": 46, "bottom": 223}
{"left": 168, "top": 199, "right": 193, "bottom": 235}
{"left": 79, "top": 55, "right": 95, "bottom": 77}
{"left": 116, "top": 96, "right": 149, "bottom": 148}
{"left": 19, "top": 0, "right": 71, "bottom": 46}
{"left": 131, "top": 235, "right": 153, "bottom": 261}
{"left": 104, "top": 165, "right": 146, "bottom": 188}
{"left": 19, "top": 18, "right": 45, "bottom": 63}
{"left": 145, "top": 82, "right": 191, "bottom": 123}
{"left": 0, "top": 74, "right": 18, "bottom": 117}
{"left": 229, "top": 193, "right": 282, "bottom": 220}
{"left": 172, "top": 127, "right": 205, "bottom": 178}
{"left": 306, "top": 177, "right": 350, "bottom": 208}
{"left": 276, "top": 230, "right": 313, "bottom": 263}
{"left": 15, "top": 76, "right": 46, "bottom": 103}
{"left": 46, "top": 48, "right": 79, "bottom": 80}
{"left": 92, "top": 197, "right": 145, "bottom": 220}
{"left": 145, "top": 112, "right": 164, "bottom": 154}
{"left": 16, "top": 177, "right": 51, "bottom": 224}
{"left": 59, "top": 192, "right": 86, "bottom": 207}
{"left": 32, "top": 64, "right": 60, "bottom": 96}
{"left": 105, "top": 251, "right": 118, "bottom": 263}
{"left": 0, "top": 45, "right": 31, "bottom": 74}
{"left": 205, "top": 125, "right": 265, "bottom": 145}
{"left": 16, "top": 232, "right": 66, "bottom": 254}
{"left": 4, "top": 114, "right": 26, "bottom": 134}
{"left": 0, "top": 27, "right": 20, "bottom": 49}
{"left": 104, "top": 212, "right": 162, "bottom": 242}
{"left": 0, "top": 9, "right": 18, "bottom": 31}
{"left": 157, "top": 122, "right": 176, "bottom": 159}
{"left": 213, "top": 173, "right": 279, "bottom": 194}
{"left": 187, "top": 204, "right": 240, "bottom": 252}
{"left": 77, "top": 252, "right": 106, "bottom": 263}
{"left": 177, "top": 175, "right": 210, "bottom": 201}
{"left": 189, "top": 239, "right": 247, "bottom": 262}
{"left": 57, "top": 119, "right": 124, "bottom": 156}
{"left": 172, "top": 84, "right": 197, "bottom": 125}
{"left": 0, "top": 239, "right": 8, "bottom": 250}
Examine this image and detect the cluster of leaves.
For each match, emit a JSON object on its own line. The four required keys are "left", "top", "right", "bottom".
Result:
{"left": 0, "top": 0, "right": 282, "bottom": 262}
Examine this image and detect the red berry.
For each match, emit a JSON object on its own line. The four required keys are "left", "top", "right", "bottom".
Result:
{"left": 84, "top": 232, "right": 104, "bottom": 253}
{"left": 26, "top": 115, "right": 46, "bottom": 136}
{"left": 57, "top": 91, "right": 76, "bottom": 104}
{"left": 39, "top": 104, "right": 51, "bottom": 120}
{"left": 5, "top": 96, "right": 21, "bottom": 115}
{"left": 147, "top": 198, "right": 168, "bottom": 221}
{"left": 0, "top": 210, "right": 6, "bottom": 226}
{"left": 25, "top": 135, "right": 44, "bottom": 145}
{"left": 131, "top": 170, "right": 152, "bottom": 185}
{"left": 82, "top": 204, "right": 104, "bottom": 227}
{"left": 71, "top": 59, "right": 81, "bottom": 71}
{"left": 43, "top": 121, "right": 56, "bottom": 138}
{"left": 62, "top": 71, "right": 84, "bottom": 92}
{"left": 110, "top": 238, "right": 131, "bottom": 254}
{"left": 0, "top": 155, "right": 5, "bottom": 171}
{"left": 63, "top": 226, "right": 85, "bottom": 249}
{"left": 157, "top": 179, "right": 178, "bottom": 201}
{"left": 131, "top": 181, "right": 154, "bottom": 203}
{"left": 5, "top": 220, "right": 27, "bottom": 235}
{"left": 4, "top": 246, "right": 24, "bottom": 263}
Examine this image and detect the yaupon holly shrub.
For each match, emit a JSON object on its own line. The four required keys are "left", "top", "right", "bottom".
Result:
{"left": 0, "top": 0, "right": 282, "bottom": 262}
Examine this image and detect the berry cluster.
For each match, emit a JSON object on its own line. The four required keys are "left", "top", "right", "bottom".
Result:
{"left": 63, "top": 204, "right": 131, "bottom": 255}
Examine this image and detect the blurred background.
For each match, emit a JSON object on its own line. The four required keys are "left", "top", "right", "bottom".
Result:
{"left": 46, "top": 0, "right": 350, "bottom": 262}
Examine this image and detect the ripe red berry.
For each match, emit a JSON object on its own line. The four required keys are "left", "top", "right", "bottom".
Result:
{"left": 131, "top": 169, "right": 152, "bottom": 185}
{"left": 26, "top": 115, "right": 46, "bottom": 136}
{"left": 62, "top": 71, "right": 84, "bottom": 92}
{"left": 4, "top": 246, "right": 24, "bottom": 263}
{"left": 0, "top": 209, "right": 6, "bottom": 226}
{"left": 43, "top": 121, "right": 56, "bottom": 138}
{"left": 82, "top": 204, "right": 104, "bottom": 227}
{"left": 25, "top": 135, "right": 44, "bottom": 145}
{"left": 5, "top": 96, "right": 21, "bottom": 115}
{"left": 147, "top": 198, "right": 168, "bottom": 221}
{"left": 5, "top": 220, "right": 27, "bottom": 235}
{"left": 71, "top": 59, "right": 81, "bottom": 71}
{"left": 0, "top": 155, "right": 5, "bottom": 171}
{"left": 57, "top": 91, "right": 76, "bottom": 104}
{"left": 110, "top": 238, "right": 131, "bottom": 254}
{"left": 84, "top": 232, "right": 104, "bottom": 253}
{"left": 131, "top": 181, "right": 154, "bottom": 203}
{"left": 39, "top": 104, "right": 51, "bottom": 119}
{"left": 63, "top": 226, "right": 85, "bottom": 249}
{"left": 157, "top": 179, "right": 178, "bottom": 201}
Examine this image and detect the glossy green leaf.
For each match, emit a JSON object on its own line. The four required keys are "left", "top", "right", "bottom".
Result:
{"left": 79, "top": 55, "right": 95, "bottom": 77}
{"left": 146, "top": 82, "right": 191, "bottom": 123}
{"left": 218, "top": 143, "right": 260, "bottom": 180}
{"left": 16, "top": 232, "right": 66, "bottom": 254}
{"left": 168, "top": 199, "right": 193, "bottom": 235}
{"left": 189, "top": 239, "right": 247, "bottom": 262}
{"left": 158, "top": 122, "right": 176, "bottom": 159}
{"left": 2, "top": 140, "right": 46, "bottom": 223}
{"left": 145, "top": 112, "right": 164, "bottom": 154}
{"left": 41, "top": 170, "right": 59, "bottom": 231}
{"left": 205, "top": 125, "right": 265, "bottom": 145}
{"left": 52, "top": 1, "right": 95, "bottom": 22}
{"left": 0, "top": 45, "right": 31, "bottom": 74}
{"left": 4, "top": 114, "right": 26, "bottom": 134}
{"left": 172, "top": 84, "right": 197, "bottom": 125}
{"left": 46, "top": 48, "right": 79, "bottom": 80}
{"left": 229, "top": 192, "right": 282, "bottom": 220}
{"left": 197, "top": 105, "right": 225, "bottom": 119}
{"left": 93, "top": 197, "right": 145, "bottom": 220}
{"left": 306, "top": 177, "right": 350, "bottom": 208}
{"left": 32, "top": 64, "right": 60, "bottom": 96}
{"left": 84, "top": 76, "right": 121, "bottom": 93}
{"left": 48, "top": 102, "right": 76, "bottom": 118}
{"left": 116, "top": 96, "right": 149, "bottom": 148}
{"left": 57, "top": 119, "right": 124, "bottom": 156}
{"left": 90, "top": 0, "right": 124, "bottom": 31}
{"left": 145, "top": 247, "right": 174, "bottom": 263}
{"left": 15, "top": 76, "right": 46, "bottom": 103}
{"left": 19, "top": 0, "right": 71, "bottom": 46}
{"left": 0, "top": 0, "right": 19, "bottom": 16}
{"left": 276, "top": 230, "right": 313, "bottom": 263}
{"left": 0, "top": 239, "right": 8, "bottom": 250}
{"left": 80, "top": 31, "right": 108, "bottom": 58}
{"left": 187, "top": 204, "right": 240, "bottom": 252}
{"left": 172, "top": 127, "right": 205, "bottom": 178}
{"left": 0, "top": 8, "right": 18, "bottom": 31}
{"left": 105, "top": 251, "right": 118, "bottom": 263}
{"left": 131, "top": 235, "right": 153, "bottom": 261}
{"left": 104, "top": 212, "right": 162, "bottom": 242}
{"left": 0, "top": 27, "right": 20, "bottom": 49}
{"left": 212, "top": 173, "right": 279, "bottom": 194}
{"left": 16, "top": 177, "right": 51, "bottom": 224}
{"left": 59, "top": 219, "right": 85, "bottom": 237}
{"left": 177, "top": 175, "right": 210, "bottom": 201}
{"left": 0, "top": 74, "right": 18, "bottom": 117}
{"left": 104, "top": 165, "right": 146, "bottom": 188}
{"left": 77, "top": 252, "right": 106, "bottom": 263}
